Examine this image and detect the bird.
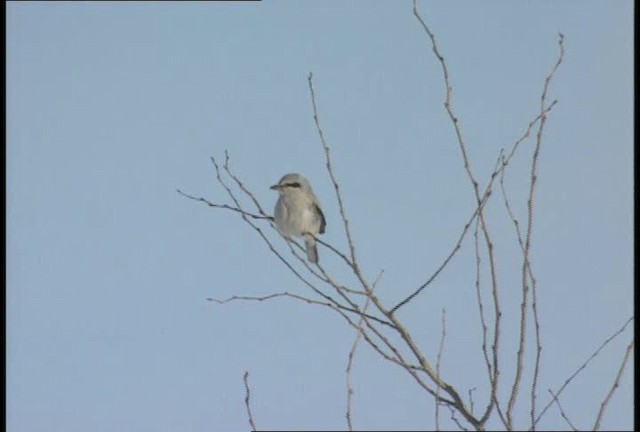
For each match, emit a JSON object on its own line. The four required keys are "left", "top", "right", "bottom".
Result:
{"left": 270, "top": 173, "right": 326, "bottom": 263}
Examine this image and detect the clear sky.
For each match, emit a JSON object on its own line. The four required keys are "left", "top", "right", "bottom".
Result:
{"left": 7, "top": 1, "right": 633, "bottom": 431}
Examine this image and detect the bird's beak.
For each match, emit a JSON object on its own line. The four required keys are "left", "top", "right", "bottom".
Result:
{"left": 270, "top": 184, "right": 279, "bottom": 190}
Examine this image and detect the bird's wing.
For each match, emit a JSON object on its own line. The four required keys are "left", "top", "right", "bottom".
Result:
{"left": 274, "top": 197, "right": 288, "bottom": 230}
{"left": 314, "top": 203, "right": 326, "bottom": 234}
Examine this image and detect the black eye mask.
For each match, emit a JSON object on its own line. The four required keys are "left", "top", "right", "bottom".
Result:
{"left": 286, "top": 182, "right": 302, "bottom": 188}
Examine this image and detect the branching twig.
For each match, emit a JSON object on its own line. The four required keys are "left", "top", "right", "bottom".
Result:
{"left": 507, "top": 33, "right": 565, "bottom": 430}
{"left": 533, "top": 316, "right": 634, "bottom": 428}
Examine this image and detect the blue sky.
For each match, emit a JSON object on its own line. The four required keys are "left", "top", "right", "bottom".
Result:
{"left": 7, "top": 1, "right": 633, "bottom": 431}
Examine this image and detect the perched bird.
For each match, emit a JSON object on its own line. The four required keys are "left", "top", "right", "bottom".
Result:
{"left": 270, "top": 173, "right": 326, "bottom": 263}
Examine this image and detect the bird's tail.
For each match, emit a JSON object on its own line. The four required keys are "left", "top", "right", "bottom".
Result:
{"left": 305, "top": 235, "right": 318, "bottom": 264}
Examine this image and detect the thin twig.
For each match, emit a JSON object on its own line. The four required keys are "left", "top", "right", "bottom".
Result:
{"left": 315, "top": 237, "right": 354, "bottom": 268}
{"left": 177, "top": 189, "right": 271, "bottom": 221}
{"left": 547, "top": 389, "right": 578, "bottom": 431}
{"left": 390, "top": 191, "right": 490, "bottom": 314}
{"left": 592, "top": 339, "right": 634, "bottom": 431}
{"left": 223, "top": 151, "right": 270, "bottom": 217}
{"left": 307, "top": 73, "right": 370, "bottom": 295}
{"left": 435, "top": 308, "right": 447, "bottom": 431}
{"left": 208, "top": 292, "right": 393, "bottom": 328}
{"left": 447, "top": 405, "right": 470, "bottom": 431}
{"left": 468, "top": 388, "right": 476, "bottom": 416}
{"left": 243, "top": 371, "right": 257, "bottom": 431}
{"left": 346, "top": 270, "right": 384, "bottom": 431}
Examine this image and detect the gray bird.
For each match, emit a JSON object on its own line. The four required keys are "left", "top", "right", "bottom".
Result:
{"left": 270, "top": 173, "right": 326, "bottom": 263}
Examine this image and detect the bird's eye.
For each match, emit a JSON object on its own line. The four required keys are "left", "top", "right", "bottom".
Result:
{"left": 288, "top": 182, "right": 301, "bottom": 188}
